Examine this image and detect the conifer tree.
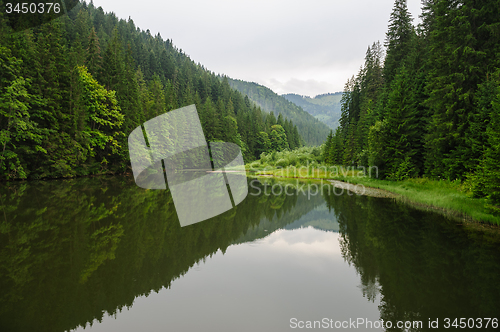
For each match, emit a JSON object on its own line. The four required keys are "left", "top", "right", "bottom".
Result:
{"left": 383, "top": 0, "right": 413, "bottom": 87}
{"left": 86, "top": 27, "right": 102, "bottom": 78}
{"left": 424, "top": 0, "right": 500, "bottom": 180}
{"left": 323, "top": 131, "right": 333, "bottom": 164}
{"left": 101, "top": 28, "right": 123, "bottom": 90}
{"left": 483, "top": 86, "right": 500, "bottom": 208}
{"left": 0, "top": 2, "right": 307, "bottom": 178}
{"left": 381, "top": 66, "right": 420, "bottom": 179}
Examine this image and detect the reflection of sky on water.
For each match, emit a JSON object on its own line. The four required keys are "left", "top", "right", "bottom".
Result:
{"left": 263, "top": 227, "right": 342, "bottom": 258}
{"left": 74, "top": 226, "right": 381, "bottom": 332}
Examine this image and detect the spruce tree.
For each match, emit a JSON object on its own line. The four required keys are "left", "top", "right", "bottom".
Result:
{"left": 382, "top": 66, "right": 420, "bottom": 179}
{"left": 86, "top": 27, "right": 102, "bottom": 78}
{"left": 383, "top": 0, "right": 413, "bottom": 87}
{"left": 424, "top": 0, "right": 500, "bottom": 180}
{"left": 483, "top": 85, "right": 500, "bottom": 208}
{"left": 323, "top": 131, "right": 333, "bottom": 164}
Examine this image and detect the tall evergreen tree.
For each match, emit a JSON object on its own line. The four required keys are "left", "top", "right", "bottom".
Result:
{"left": 483, "top": 85, "right": 500, "bottom": 208}
{"left": 86, "top": 27, "right": 102, "bottom": 78}
{"left": 424, "top": 0, "right": 500, "bottom": 180}
{"left": 0, "top": 2, "right": 305, "bottom": 179}
{"left": 381, "top": 66, "right": 421, "bottom": 179}
{"left": 383, "top": 0, "right": 413, "bottom": 87}
{"left": 322, "top": 131, "right": 333, "bottom": 164}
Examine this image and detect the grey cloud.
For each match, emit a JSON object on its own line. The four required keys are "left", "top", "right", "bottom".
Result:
{"left": 93, "top": 0, "right": 422, "bottom": 95}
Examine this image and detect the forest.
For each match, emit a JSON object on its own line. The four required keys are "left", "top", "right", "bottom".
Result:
{"left": 283, "top": 92, "right": 343, "bottom": 130}
{"left": 227, "top": 78, "right": 331, "bottom": 145}
{"left": 0, "top": 0, "right": 305, "bottom": 181}
{"left": 322, "top": 0, "right": 500, "bottom": 208}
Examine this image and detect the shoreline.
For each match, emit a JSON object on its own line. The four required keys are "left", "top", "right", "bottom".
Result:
{"left": 249, "top": 172, "right": 500, "bottom": 229}
{"left": 4, "top": 169, "right": 499, "bottom": 229}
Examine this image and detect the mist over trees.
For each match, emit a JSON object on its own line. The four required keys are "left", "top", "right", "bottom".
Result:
{"left": 322, "top": 0, "right": 500, "bottom": 207}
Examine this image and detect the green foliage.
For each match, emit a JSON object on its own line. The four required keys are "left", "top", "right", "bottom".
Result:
{"left": 386, "top": 156, "right": 418, "bottom": 181}
{"left": 227, "top": 78, "right": 329, "bottom": 146}
{"left": 0, "top": 47, "right": 46, "bottom": 179}
{"left": 381, "top": 65, "right": 421, "bottom": 179}
{"left": 321, "top": 0, "right": 500, "bottom": 213}
{"left": 76, "top": 65, "right": 124, "bottom": 159}
{"left": 484, "top": 92, "right": 500, "bottom": 208}
{"left": 383, "top": 0, "right": 414, "bottom": 87}
{"left": 367, "top": 120, "right": 386, "bottom": 176}
{"left": 255, "top": 131, "right": 271, "bottom": 156}
{"left": 269, "top": 124, "right": 288, "bottom": 151}
{"left": 283, "top": 92, "right": 343, "bottom": 130}
{"left": 322, "top": 130, "right": 333, "bottom": 164}
{"left": 424, "top": 0, "right": 500, "bottom": 180}
{"left": 250, "top": 146, "right": 323, "bottom": 169}
{"left": 0, "top": 1, "right": 303, "bottom": 180}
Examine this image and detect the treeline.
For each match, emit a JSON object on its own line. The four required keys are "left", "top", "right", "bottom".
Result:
{"left": 227, "top": 78, "right": 330, "bottom": 145}
{"left": 0, "top": 1, "right": 302, "bottom": 180}
{"left": 323, "top": 0, "right": 500, "bottom": 207}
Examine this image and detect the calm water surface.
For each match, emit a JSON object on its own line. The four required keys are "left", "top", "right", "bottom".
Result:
{"left": 0, "top": 176, "right": 499, "bottom": 331}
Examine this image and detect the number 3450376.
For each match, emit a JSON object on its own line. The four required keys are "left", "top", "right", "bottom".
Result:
{"left": 5, "top": 3, "right": 61, "bottom": 14}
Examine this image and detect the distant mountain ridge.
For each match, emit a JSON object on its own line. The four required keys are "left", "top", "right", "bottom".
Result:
{"left": 227, "top": 79, "right": 330, "bottom": 146}
{"left": 283, "top": 92, "right": 343, "bottom": 130}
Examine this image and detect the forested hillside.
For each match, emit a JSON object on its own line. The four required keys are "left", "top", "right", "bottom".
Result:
{"left": 323, "top": 0, "right": 500, "bottom": 208}
{"left": 283, "top": 92, "right": 342, "bottom": 130}
{"left": 0, "top": 1, "right": 303, "bottom": 180}
{"left": 227, "top": 78, "right": 330, "bottom": 146}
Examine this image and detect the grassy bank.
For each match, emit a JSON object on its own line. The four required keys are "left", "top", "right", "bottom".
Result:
{"left": 247, "top": 164, "right": 500, "bottom": 226}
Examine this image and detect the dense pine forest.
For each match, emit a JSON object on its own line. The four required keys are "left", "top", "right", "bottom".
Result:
{"left": 323, "top": 0, "right": 500, "bottom": 208}
{"left": 0, "top": 0, "right": 304, "bottom": 181}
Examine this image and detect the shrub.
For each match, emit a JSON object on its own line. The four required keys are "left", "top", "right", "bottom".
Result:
{"left": 275, "top": 158, "right": 288, "bottom": 167}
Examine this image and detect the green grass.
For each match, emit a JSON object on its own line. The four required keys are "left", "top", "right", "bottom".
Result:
{"left": 247, "top": 165, "right": 500, "bottom": 226}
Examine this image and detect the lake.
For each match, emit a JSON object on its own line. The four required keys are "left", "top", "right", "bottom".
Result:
{"left": 0, "top": 176, "right": 499, "bottom": 331}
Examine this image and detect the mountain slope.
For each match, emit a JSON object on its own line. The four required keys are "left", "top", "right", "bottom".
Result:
{"left": 283, "top": 92, "right": 343, "bottom": 130}
{"left": 227, "top": 79, "right": 330, "bottom": 146}
{"left": 0, "top": 1, "right": 308, "bottom": 179}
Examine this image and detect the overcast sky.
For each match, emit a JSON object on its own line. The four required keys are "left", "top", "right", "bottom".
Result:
{"left": 91, "top": 0, "right": 422, "bottom": 97}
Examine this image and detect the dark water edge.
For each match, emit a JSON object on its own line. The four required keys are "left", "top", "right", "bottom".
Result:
{"left": 0, "top": 176, "right": 499, "bottom": 331}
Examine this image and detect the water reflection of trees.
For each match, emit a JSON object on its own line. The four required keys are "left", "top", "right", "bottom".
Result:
{"left": 0, "top": 177, "right": 322, "bottom": 332}
{"left": 323, "top": 189, "right": 500, "bottom": 329}
{"left": 4, "top": 177, "right": 499, "bottom": 332}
